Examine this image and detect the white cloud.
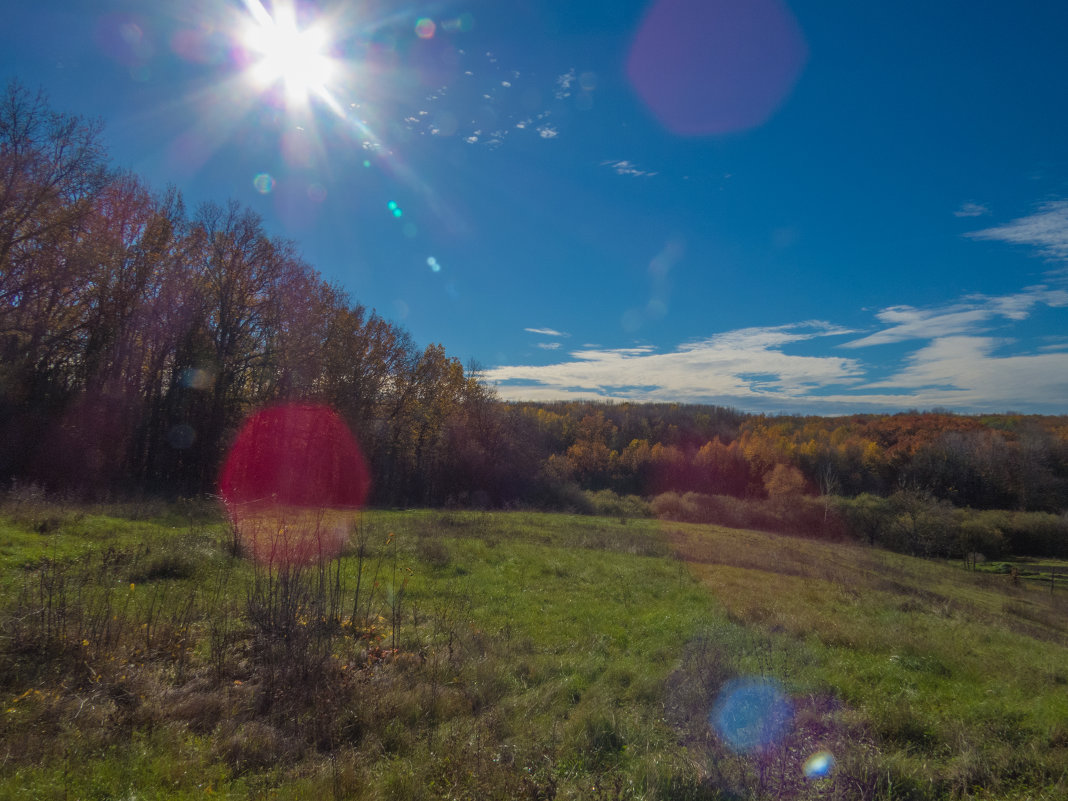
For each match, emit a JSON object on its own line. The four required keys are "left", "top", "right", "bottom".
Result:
{"left": 954, "top": 202, "right": 989, "bottom": 218}
{"left": 967, "top": 200, "right": 1068, "bottom": 262}
{"left": 487, "top": 291, "right": 1068, "bottom": 414}
{"left": 843, "top": 305, "right": 990, "bottom": 348}
{"left": 601, "top": 159, "right": 658, "bottom": 178}
{"left": 842, "top": 286, "right": 1068, "bottom": 348}
{"left": 395, "top": 51, "right": 572, "bottom": 151}
{"left": 536, "top": 342, "right": 562, "bottom": 350}
{"left": 524, "top": 327, "right": 568, "bottom": 337}
{"left": 985, "top": 287, "right": 1068, "bottom": 317}
{"left": 854, "top": 336, "right": 1068, "bottom": 409}
{"left": 487, "top": 322, "right": 863, "bottom": 407}
{"left": 555, "top": 68, "right": 575, "bottom": 99}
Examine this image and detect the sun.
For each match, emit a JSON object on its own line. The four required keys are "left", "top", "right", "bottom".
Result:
{"left": 240, "top": 0, "right": 337, "bottom": 107}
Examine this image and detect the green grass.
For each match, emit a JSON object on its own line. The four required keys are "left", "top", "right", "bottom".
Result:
{"left": 667, "top": 522, "right": 1068, "bottom": 800}
{"left": 0, "top": 503, "right": 1066, "bottom": 799}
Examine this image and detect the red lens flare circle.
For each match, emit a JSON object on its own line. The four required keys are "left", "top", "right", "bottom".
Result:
{"left": 219, "top": 403, "right": 370, "bottom": 565}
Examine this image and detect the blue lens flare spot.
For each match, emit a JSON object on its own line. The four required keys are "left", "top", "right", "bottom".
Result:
{"left": 803, "top": 751, "right": 835, "bottom": 779}
{"left": 710, "top": 678, "right": 793, "bottom": 752}
{"left": 427, "top": 256, "right": 441, "bottom": 272}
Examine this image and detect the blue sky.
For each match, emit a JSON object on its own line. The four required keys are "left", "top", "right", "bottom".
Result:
{"left": 5, "top": 0, "right": 1068, "bottom": 414}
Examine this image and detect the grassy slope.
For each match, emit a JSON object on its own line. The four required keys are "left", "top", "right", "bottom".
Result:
{"left": 666, "top": 523, "right": 1068, "bottom": 799}
{"left": 0, "top": 504, "right": 1065, "bottom": 800}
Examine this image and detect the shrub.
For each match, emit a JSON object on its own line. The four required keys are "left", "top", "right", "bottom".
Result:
{"left": 528, "top": 479, "right": 595, "bottom": 514}
{"left": 416, "top": 536, "right": 451, "bottom": 569}
{"left": 998, "top": 511, "right": 1068, "bottom": 556}
{"left": 651, "top": 491, "right": 847, "bottom": 540}
{"left": 650, "top": 492, "right": 698, "bottom": 522}
{"left": 958, "top": 516, "right": 1008, "bottom": 562}
{"left": 584, "top": 489, "right": 652, "bottom": 520}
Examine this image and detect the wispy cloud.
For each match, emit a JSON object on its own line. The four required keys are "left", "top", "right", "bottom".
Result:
{"left": 487, "top": 322, "right": 863, "bottom": 408}
{"left": 488, "top": 290, "right": 1068, "bottom": 414}
{"left": 601, "top": 159, "right": 658, "bottom": 178}
{"left": 536, "top": 342, "right": 562, "bottom": 350}
{"left": 967, "top": 200, "right": 1068, "bottom": 262}
{"left": 841, "top": 286, "right": 1068, "bottom": 348}
{"left": 399, "top": 52, "right": 574, "bottom": 148}
{"left": 853, "top": 336, "right": 1068, "bottom": 409}
{"left": 554, "top": 68, "right": 576, "bottom": 99}
{"left": 954, "top": 202, "right": 989, "bottom": 218}
{"left": 524, "top": 327, "right": 568, "bottom": 337}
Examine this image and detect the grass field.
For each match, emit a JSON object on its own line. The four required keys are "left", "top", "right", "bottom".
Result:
{"left": 0, "top": 499, "right": 1065, "bottom": 800}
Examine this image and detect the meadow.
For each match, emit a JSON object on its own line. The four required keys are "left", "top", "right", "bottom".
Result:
{"left": 0, "top": 496, "right": 1065, "bottom": 800}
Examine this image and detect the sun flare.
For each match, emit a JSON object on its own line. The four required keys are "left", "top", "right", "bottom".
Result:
{"left": 240, "top": 0, "right": 336, "bottom": 106}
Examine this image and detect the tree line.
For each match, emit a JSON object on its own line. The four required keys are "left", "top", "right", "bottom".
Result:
{"left": 513, "top": 402, "right": 1068, "bottom": 557}
{"left": 524, "top": 403, "right": 1068, "bottom": 514}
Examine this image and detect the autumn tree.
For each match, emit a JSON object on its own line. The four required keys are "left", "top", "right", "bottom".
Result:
{"left": 0, "top": 82, "right": 111, "bottom": 482}
{"left": 763, "top": 462, "right": 807, "bottom": 500}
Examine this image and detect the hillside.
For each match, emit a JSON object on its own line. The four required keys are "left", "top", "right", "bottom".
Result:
{"left": 0, "top": 501, "right": 1065, "bottom": 800}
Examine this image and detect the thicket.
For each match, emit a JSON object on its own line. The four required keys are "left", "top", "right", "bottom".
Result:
{"left": 647, "top": 489, "right": 1068, "bottom": 559}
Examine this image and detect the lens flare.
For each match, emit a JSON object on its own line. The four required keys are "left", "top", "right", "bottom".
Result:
{"left": 427, "top": 256, "right": 441, "bottom": 272}
{"left": 441, "top": 13, "right": 475, "bottom": 33}
{"left": 219, "top": 404, "right": 370, "bottom": 566}
{"left": 414, "top": 18, "right": 436, "bottom": 39}
{"left": 179, "top": 367, "right": 214, "bottom": 389}
{"left": 253, "top": 172, "right": 275, "bottom": 193}
{"left": 711, "top": 678, "right": 793, "bottom": 752}
{"left": 803, "top": 750, "right": 835, "bottom": 779}
{"left": 627, "top": 0, "right": 807, "bottom": 135}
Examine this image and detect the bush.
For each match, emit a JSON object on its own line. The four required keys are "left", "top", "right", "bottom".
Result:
{"left": 584, "top": 489, "right": 652, "bottom": 520}
{"left": 958, "top": 514, "right": 1008, "bottom": 562}
{"left": 527, "top": 479, "right": 595, "bottom": 514}
{"left": 416, "top": 536, "right": 451, "bottom": 568}
{"left": 998, "top": 510, "right": 1068, "bottom": 557}
{"left": 651, "top": 491, "right": 846, "bottom": 539}
{"left": 650, "top": 492, "right": 699, "bottom": 522}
